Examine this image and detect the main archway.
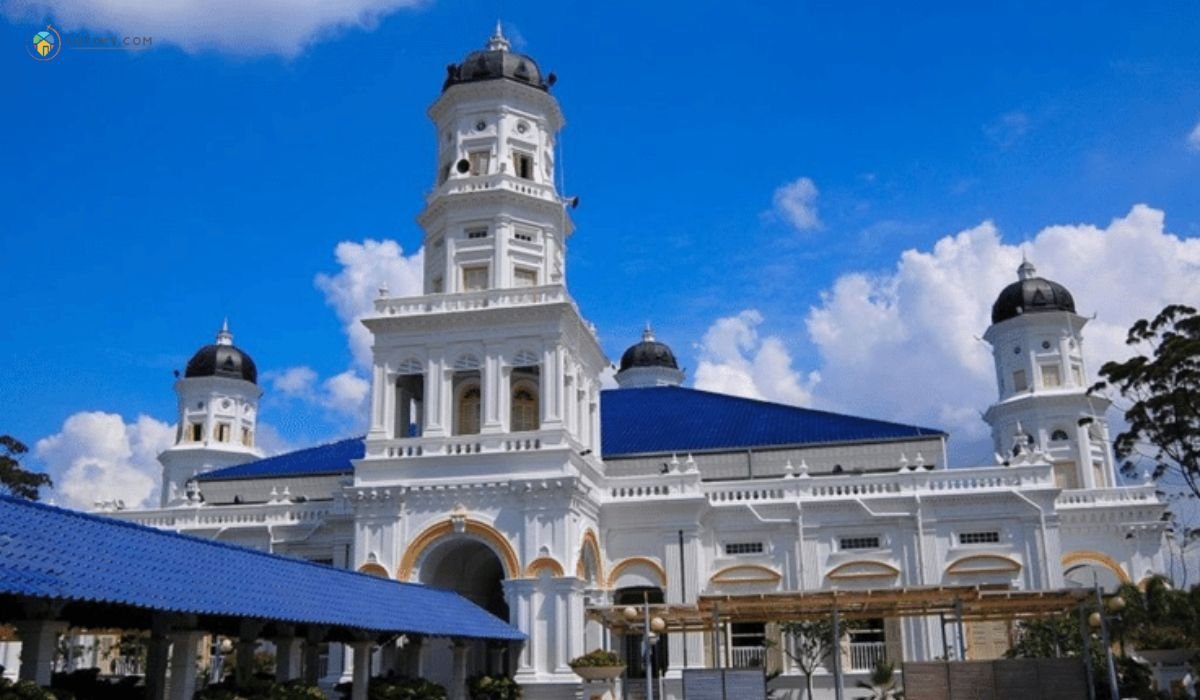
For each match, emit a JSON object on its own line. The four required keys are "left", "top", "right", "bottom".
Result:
{"left": 416, "top": 537, "right": 514, "bottom": 688}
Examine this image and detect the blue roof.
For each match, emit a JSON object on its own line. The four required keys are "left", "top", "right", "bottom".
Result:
{"left": 0, "top": 496, "right": 523, "bottom": 641}
{"left": 197, "top": 436, "right": 363, "bottom": 481}
{"left": 600, "top": 386, "right": 945, "bottom": 457}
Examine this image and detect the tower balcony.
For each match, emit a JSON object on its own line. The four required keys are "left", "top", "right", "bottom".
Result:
{"left": 427, "top": 172, "right": 560, "bottom": 205}
{"left": 371, "top": 283, "right": 576, "bottom": 318}
{"left": 363, "top": 427, "right": 581, "bottom": 461}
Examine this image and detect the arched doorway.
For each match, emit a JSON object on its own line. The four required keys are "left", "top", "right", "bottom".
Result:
{"left": 418, "top": 538, "right": 512, "bottom": 687}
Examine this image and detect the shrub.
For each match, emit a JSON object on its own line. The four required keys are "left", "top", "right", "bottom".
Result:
{"left": 568, "top": 650, "right": 621, "bottom": 668}
{"left": 467, "top": 674, "right": 521, "bottom": 700}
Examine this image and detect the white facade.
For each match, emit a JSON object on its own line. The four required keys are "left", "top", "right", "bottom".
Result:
{"left": 74, "top": 27, "right": 1167, "bottom": 700}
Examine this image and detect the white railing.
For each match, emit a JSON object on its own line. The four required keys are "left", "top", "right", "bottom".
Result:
{"left": 1057, "top": 484, "right": 1158, "bottom": 507}
{"left": 729, "top": 646, "right": 766, "bottom": 668}
{"left": 372, "top": 284, "right": 569, "bottom": 317}
{"left": 364, "top": 429, "right": 570, "bottom": 460}
{"left": 429, "top": 173, "right": 559, "bottom": 203}
{"left": 849, "top": 641, "right": 886, "bottom": 672}
{"left": 111, "top": 500, "right": 335, "bottom": 529}
{"left": 602, "top": 464, "right": 1057, "bottom": 505}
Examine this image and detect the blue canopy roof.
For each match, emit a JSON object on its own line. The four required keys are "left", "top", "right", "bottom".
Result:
{"left": 197, "top": 436, "right": 363, "bottom": 481}
{"left": 600, "top": 386, "right": 945, "bottom": 457}
{"left": 0, "top": 496, "right": 523, "bottom": 641}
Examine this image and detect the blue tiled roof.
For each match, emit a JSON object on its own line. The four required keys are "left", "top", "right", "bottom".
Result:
{"left": 0, "top": 496, "right": 523, "bottom": 641}
{"left": 600, "top": 386, "right": 945, "bottom": 457}
{"left": 197, "top": 436, "right": 364, "bottom": 481}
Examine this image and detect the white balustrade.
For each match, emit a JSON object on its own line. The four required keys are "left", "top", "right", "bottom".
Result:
{"left": 371, "top": 284, "right": 572, "bottom": 318}
{"left": 112, "top": 501, "right": 335, "bottom": 530}
{"left": 849, "top": 641, "right": 887, "bottom": 672}
{"left": 729, "top": 646, "right": 766, "bottom": 668}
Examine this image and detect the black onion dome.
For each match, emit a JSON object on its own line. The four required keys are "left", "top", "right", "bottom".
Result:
{"left": 443, "top": 24, "right": 548, "bottom": 93}
{"left": 991, "top": 260, "right": 1076, "bottom": 324}
{"left": 184, "top": 323, "right": 257, "bottom": 384}
{"left": 619, "top": 327, "right": 680, "bottom": 372}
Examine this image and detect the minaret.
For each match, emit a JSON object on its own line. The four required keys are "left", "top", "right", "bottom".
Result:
{"left": 982, "top": 260, "right": 1116, "bottom": 489}
{"left": 419, "top": 21, "right": 569, "bottom": 295}
{"left": 364, "top": 26, "right": 606, "bottom": 452}
{"left": 158, "top": 321, "right": 263, "bottom": 506}
{"left": 615, "top": 324, "right": 685, "bottom": 388}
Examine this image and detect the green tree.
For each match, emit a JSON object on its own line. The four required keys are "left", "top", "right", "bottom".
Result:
{"left": 1090, "top": 304, "right": 1200, "bottom": 499}
{"left": 854, "top": 659, "right": 901, "bottom": 699}
{"left": 0, "top": 435, "right": 52, "bottom": 500}
{"left": 780, "top": 619, "right": 837, "bottom": 700}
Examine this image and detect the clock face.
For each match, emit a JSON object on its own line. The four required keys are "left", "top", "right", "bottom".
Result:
{"left": 516, "top": 120, "right": 529, "bottom": 134}
{"left": 475, "top": 120, "right": 487, "bottom": 132}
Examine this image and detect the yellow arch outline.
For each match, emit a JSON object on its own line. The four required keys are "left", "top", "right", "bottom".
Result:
{"left": 358, "top": 563, "right": 390, "bottom": 578}
{"left": 575, "top": 529, "right": 604, "bottom": 583}
{"left": 710, "top": 564, "right": 782, "bottom": 585}
{"left": 826, "top": 560, "right": 901, "bottom": 581}
{"left": 397, "top": 517, "right": 522, "bottom": 582}
{"left": 526, "top": 556, "right": 566, "bottom": 578}
{"left": 1062, "top": 550, "right": 1131, "bottom": 584}
{"left": 945, "top": 554, "right": 1022, "bottom": 576}
{"left": 607, "top": 556, "right": 667, "bottom": 589}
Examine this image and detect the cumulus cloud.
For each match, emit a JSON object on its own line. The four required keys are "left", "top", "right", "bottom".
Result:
{"left": 693, "top": 310, "right": 819, "bottom": 406}
{"left": 315, "top": 239, "right": 424, "bottom": 369}
{"left": 35, "top": 412, "right": 173, "bottom": 510}
{"left": 1188, "top": 120, "right": 1200, "bottom": 152}
{"left": 770, "top": 177, "right": 822, "bottom": 232}
{"left": 695, "top": 204, "right": 1200, "bottom": 463}
{"left": 265, "top": 365, "right": 370, "bottom": 416}
{"left": 1, "top": 0, "right": 423, "bottom": 56}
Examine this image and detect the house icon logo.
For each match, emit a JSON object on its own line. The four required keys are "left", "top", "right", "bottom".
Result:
{"left": 29, "top": 25, "right": 61, "bottom": 61}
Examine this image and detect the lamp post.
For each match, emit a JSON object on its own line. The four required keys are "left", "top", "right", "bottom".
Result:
{"left": 1086, "top": 576, "right": 1125, "bottom": 700}
{"left": 623, "top": 598, "right": 666, "bottom": 700}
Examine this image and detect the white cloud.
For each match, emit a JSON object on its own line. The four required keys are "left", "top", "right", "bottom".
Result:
{"left": 771, "top": 177, "right": 822, "bottom": 232}
{"left": 35, "top": 412, "right": 173, "bottom": 510}
{"left": 314, "top": 239, "right": 424, "bottom": 369}
{"left": 1188, "top": 120, "right": 1200, "bottom": 152}
{"left": 323, "top": 370, "right": 370, "bottom": 414}
{"left": 693, "top": 310, "right": 819, "bottom": 406}
{"left": 265, "top": 365, "right": 369, "bottom": 416}
{"left": 2, "top": 0, "right": 423, "bottom": 57}
{"left": 693, "top": 204, "right": 1200, "bottom": 463}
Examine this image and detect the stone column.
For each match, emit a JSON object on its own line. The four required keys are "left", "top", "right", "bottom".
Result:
{"left": 350, "top": 641, "right": 374, "bottom": 700}
{"left": 14, "top": 619, "right": 67, "bottom": 686}
{"left": 405, "top": 636, "right": 424, "bottom": 678}
{"left": 449, "top": 640, "right": 469, "bottom": 700}
{"left": 144, "top": 630, "right": 172, "bottom": 700}
{"left": 302, "top": 627, "right": 328, "bottom": 686}
{"left": 503, "top": 579, "right": 536, "bottom": 677}
{"left": 167, "top": 630, "right": 204, "bottom": 700}
{"left": 274, "top": 636, "right": 304, "bottom": 682}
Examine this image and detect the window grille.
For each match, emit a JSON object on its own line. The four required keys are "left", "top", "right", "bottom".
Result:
{"left": 724, "top": 542, "right": 764, "bottom": 556}
{"left": 839, "top": 536, "right": 881, "bottom": 550}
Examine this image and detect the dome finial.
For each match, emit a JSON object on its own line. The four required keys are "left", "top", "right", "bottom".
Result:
{"left": 487, "top": 20, "right": 511, "bottom": 52}
{"left": 216, "top": 318, "right": 234, "bottom": 346}
{"left": 1017, "top": 251, "right": 1037, "bottom": 281}
{"left": 642, "top": 322, "right": 655, "bottom": 342}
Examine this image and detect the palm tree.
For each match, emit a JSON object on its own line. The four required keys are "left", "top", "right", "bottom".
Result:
{"left": 855, "top": 660, "right": 901, "bottom": 700}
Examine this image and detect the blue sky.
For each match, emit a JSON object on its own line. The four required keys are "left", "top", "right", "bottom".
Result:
{"left": 3, "top": 1, "right": 1200, "bottom": 507}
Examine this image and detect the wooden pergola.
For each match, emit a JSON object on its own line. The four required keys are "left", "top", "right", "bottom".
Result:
{"left": 588, "top": 584, "right": 1092, "bottom": 633}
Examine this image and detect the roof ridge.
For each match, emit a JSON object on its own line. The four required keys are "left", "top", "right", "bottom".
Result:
{"left": 0, "top": 494, "right": 431, "bottom": 591}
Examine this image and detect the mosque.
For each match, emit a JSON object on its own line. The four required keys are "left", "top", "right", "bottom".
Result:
{"left": 40, "top": 25, "right": 1169, "bottom": 700}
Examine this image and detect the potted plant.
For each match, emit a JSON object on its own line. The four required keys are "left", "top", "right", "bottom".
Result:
{"left": 568, "top": 649, "right": 625, "bottom": 682}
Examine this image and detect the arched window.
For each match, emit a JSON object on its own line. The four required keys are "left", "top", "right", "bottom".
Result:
{"left": 456, "top": 383, "right": 482, "bottom": 435}
{"left": 511, "top": 385, "right": 539, "bottom": 432}
{"left": 1050, "top": 429, "right": 1069, "bottom": 442}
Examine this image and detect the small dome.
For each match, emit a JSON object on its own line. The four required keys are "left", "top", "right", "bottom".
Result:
{"left": 443, "top": 23, "right": 549, "bottom": 93}
{"left": 991, "top": 260, "right": 1076, "bottom": 324}
{"left": 619, "top": 326, "right": 680, "bottom": 372}
{"left": 184, "top": 321, "right": 257, "bottom": 384}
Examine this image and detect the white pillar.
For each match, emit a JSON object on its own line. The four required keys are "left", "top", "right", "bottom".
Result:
{"left": 350, "top": 641, "right": 373, "bottom": 700}
{"left": 167, "top": 631, "right": 204, "bottom": 700}
{"left": 450, "top": 641, "right": 469, "bottom": 700}
{"left": 274, "top": 636, "right": 303, "bottom": 682}
{"left": 14, "top": 620, "right": 67, "bottom": 687}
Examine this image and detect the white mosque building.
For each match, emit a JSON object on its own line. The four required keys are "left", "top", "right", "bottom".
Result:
{"left": 43, "top": 26, "right": 1169, "bottom": 700}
